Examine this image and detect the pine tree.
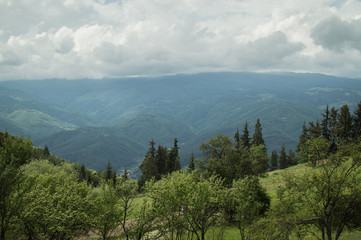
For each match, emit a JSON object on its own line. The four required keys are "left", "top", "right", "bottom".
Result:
{"left": 279, "top": 142, "right": 288, "bottom": 169}
{"left": 188, "top": 150, "right": 195, "bottom": 172}
{"left": 321, "top": 105, "right": 331, "bottom": 141}
{"left": 297, "top": 121, "right": 309, "bottom": 152}
{"left": 353, "top": 101, "right": 361, "bottom": 140}
{"left": 270, "top": 150, "right": 278, "bottom": 171}
{"left": 234, "top": 128, "right": 241, "bottom": 151}
{"left": 330, "top": 107, "right": 339, "bottom": 142}
{"left": 138, "top": 140, "right": 158, "bottom": 189}
{"left": 43, "top": 145, "right": 50, "bottom": 157}
{"left": 167, "top": 138, "right": 181, "bottom": 173}
{"left": 288, "top": 149, "right": 297, "bottom": 167}
{"left": 240, "top": 122, "right": 251, "bottom": 150}
{"left": 308, "top": 120, "right": 322, "bottom": 138}
{"left": 337, "top": 104, "right": 353, "bottom": 141}
{"left": 121, "top": 169, "right": 128, "bottom": 182}
{"left": 155, "top": 145, "right": 168, "bottom": 179}
{"left": 251, "top": 119, "right": 265, "bottom": 147}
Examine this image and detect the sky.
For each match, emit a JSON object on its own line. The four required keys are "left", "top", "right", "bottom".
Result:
{"left": 1, "top": 0, "right": 361, "bottom": 80}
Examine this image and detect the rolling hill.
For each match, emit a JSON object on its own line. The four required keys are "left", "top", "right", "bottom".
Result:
{"left": 1, "top": 72, "right": 360, "bottom": 172}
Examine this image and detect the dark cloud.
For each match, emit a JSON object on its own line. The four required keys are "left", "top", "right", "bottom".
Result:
{"left": 311, "top": 16, "right": 361, "bottom": 52}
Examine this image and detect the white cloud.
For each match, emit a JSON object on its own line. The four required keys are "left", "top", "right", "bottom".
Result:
{"left": 0, "top": 0, "right": 361, "bottom": 80}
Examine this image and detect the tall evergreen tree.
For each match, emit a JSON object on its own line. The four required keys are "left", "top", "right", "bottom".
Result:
{"left": 188, "top": 150, "right": 195, "bottom": 173}
{"left": 353, "top": 101, "right": 361, "bottom": 140}
{"left": 279, "top": 142, "right": 288, "bottom": 169}
{"left": 105, "top": 161, "right": 116, "bottom": 184}
{"left": 270, "top": 150, "right": 278, "bottom": 171}
{"left": 297, "top": 121, "right": 309, "bottom": 152}
{"left": 167, "top": 138, "right": 181, "bottom": 173}
{"left": 330, "top": 107, "right": 339, "bottom": 141}
{"left": 308, "top": 120, "right": 322, "bottom": 138}
{"left": 337, "top": 104, "right": 353, "bottom": 141}
{"left": 288, "top": 149, "right": 297, "bottom": 167}
{"left": 240, "top": 122, "right": 251, "bottom": 150}
{"left": 138, "top": 140, "right": 158, "bottom": 189}
{"left": 251, "top": 119, "right": 265, "bottom": 147}
{"left": 234, "top": 128, "right": 241, "bottom": 151}
{"left": 155, "top": 145, "right": 168, "bottom": 179}
{"left": 321, "top": 105, "right": 331, "bottom": 141}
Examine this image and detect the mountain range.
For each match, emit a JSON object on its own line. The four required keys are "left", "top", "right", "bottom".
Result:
{"left": 1, "top": 72, "right": 360, "bottom": 174}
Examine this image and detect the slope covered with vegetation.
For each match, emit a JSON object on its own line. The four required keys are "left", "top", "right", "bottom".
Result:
{"left": 1, "top": 72, "right": 360, "bottom": 171}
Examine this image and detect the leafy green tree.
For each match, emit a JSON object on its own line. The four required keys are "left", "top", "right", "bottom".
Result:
{"left": 260, "top": 141, "right": 361, "bottom": 240}
{"left": 92, "top": 182, "right": 121, "bottom": 240}
{"left": 249, "top": 144, "right": 268, "bottom": 175}
{"left": 240, "top": 122, "right": 251, "bottom": 150}
{"left": 199, "top": 134, "right": 233, "bottom": 160}
{"left": 270, "top": 150, "right": 278, "bottom": 171}
{"left": 116, "top": 179, "right": 138, "bottom": 240}
{"left": 299, "top": 136, "right": 330, "bottom": 167}
{"left": 19, "top": 173, "right": 94, "bottom": 240}
{"left": 0, "top": 133, "right": 33, "bottom": 240}
{"left": 229, "top": 177, "right": 270, "bottom": 240}
{"left": 251, "top": 119, "right": 265, "bottom": 147}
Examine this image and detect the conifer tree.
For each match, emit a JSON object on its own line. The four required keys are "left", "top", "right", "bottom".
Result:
{"left": 353, "top": 101, "right": 361, "bottom": 140}
{"left": 138, "top": 140, "right": 158, "bottom": 189}
{"left": 297, "top": 121, "right": 309, "bottom": 152}
{"left": 279, "top": 142, "right": 288, "bottom": 169}
{"left": 240, "top": 122, "right": 251, "bottom": 150}
{"left": 330, "top": 107, "right": 339, "bottom": 141}
{"left": 188, "top": 150, "right": 195, "bottom": 172}
{"left": 270, "top": 150, "right": 278, "bottom": 171}
{"left": 288, "top": 149, "right": 297, "bottom": 167}
{"left": 105, "top": 161, "right": 116, "bottom": 183}
{"left": 251, "top": 119, "right": 265, "bottom": 147}
{"left": 167, "top": 138, "right": 181, "bottom": 173}
{"left": 43, "top": 145, "right": 50, "bottom": 157}
{"left": 156, "top": 145, "right": 168, "bottom": 178}
{"left": 337, "top": 104, "right": 353, "bottom": 141}
{"left": 321, "top": 105, "right": 331, "bottom": 141}
{"left": 234, "top": 128, "right": 241, "bottom": 151}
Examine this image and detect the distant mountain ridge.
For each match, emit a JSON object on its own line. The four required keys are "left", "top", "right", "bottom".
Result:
{"left": 1, "top": 72, "right": 360, "bottom": 172}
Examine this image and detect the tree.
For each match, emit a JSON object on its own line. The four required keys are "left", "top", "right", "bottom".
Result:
{"left": 116, "top": 179, "right": 137, "bottom": 240}
{"left": 336, "top": 104, "right": 353, "bottom": 141}
{"left": 92, "top": 182, "right": 121, "bottom": 240}
{"left": 229, "top": 177, "right": 270, "bottom": 240}
{"left": 167, "top": 138, "right": 181, "bottom": 173}
{"left": 155, "top": 145, "right": 168, "bottom": 178}
{"left": 288, "top": 148, "right": 297, "bottom": 167}
{"left": 261, "top": 141, "right": 361, "bottom": 240}
{"left": 188, "top": 150, "right": 195, "bottom": 172}
{"left": 0, "top": 134, "right": 33, "bottom": 240}
{"left": 249, "top": 144, "right": 268, "bottom": 175}
{"left": 240, "top": 122, "right": 251, "bottom": 150}
{"left": 321, "top": 105, "right": 331, "bottom": 141}
{"left": 251, "top": 119, "right": 265, "bottom": 147}
{"left": 138, "top": 140, "right": 158, "bottom": 189}
{"left": 234, "top": 128, "right": 241, "bottom": 151}
{"left": 353, "top": 101, "right": 361, "bottom": 140}
{"left": 299, "top": 136, "right": 330, "bottom": 167}
{"left": 270, "top": 150, "right": 278, "bottom": 171}
{"left": 279, "top": 142, "right": 288, "bottom": 169}
{"left": 297, "top": 121, "right": 309, "bottom": 152}
{"left": 199, "top": 134, "right": 233, "bottom": 160}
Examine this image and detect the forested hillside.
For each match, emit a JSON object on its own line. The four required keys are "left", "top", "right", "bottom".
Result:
{"left": 1, "top": 72, "right": 360, "bottom": 171}
{"left": 1, "top": 100, "right": 361, "bottom": 239}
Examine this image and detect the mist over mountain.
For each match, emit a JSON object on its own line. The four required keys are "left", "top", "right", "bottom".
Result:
{"left": 1, "top": 72, "right": 360, "bottom": 173}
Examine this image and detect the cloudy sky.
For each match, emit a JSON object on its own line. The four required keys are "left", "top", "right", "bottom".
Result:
{"left": 1, "top": 0, "right": 361, "bottom": 80}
